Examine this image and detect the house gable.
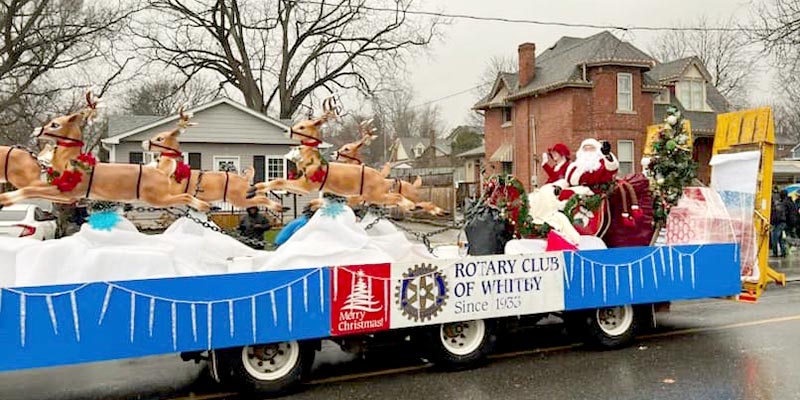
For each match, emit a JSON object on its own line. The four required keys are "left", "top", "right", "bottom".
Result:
{"left": 103, "top": 99, "right": 291, "bottom": 145}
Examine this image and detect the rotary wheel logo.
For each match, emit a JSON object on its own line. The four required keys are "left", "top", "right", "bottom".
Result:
{"left": 396, "top": 263, "right": 448, "bottom": 322}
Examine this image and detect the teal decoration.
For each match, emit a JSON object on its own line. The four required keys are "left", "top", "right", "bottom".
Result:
{"left": 320, "top": 201, "right": 345, "bottom": 218}
{"left": 88, "top": 210, "right": 121, "bottom": 231}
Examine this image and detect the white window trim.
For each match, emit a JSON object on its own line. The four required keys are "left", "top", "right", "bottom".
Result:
{"left": 501, "top": 107, "right": 513, "bottom": 127}
{"left": 213, "top": 155, "right": 241, "bottom": 172}
{"left": 654, "top": 89, "right": 670, "bottom": 104}
{"left": 143, "top": 152, "right": 159, "bottom": 165}
{"left": 677, "top": 79, "right": 708, "bottom": 111}
{"left": 617, "top": 139, "right": 635, "bottom": 174}
{"left": 617, "top": 73, "right": 633, "bottom": 112}
{"left": 265, "top": 156, "right": 287, "bottom": 181}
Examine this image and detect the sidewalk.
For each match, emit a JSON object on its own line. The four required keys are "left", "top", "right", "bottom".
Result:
{"left": 769, "top": 252, "right": 800, "bottom": 282}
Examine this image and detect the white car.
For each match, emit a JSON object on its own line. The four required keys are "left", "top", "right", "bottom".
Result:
{"left": 0, "top": 204, "right": 57, "bottom": 240}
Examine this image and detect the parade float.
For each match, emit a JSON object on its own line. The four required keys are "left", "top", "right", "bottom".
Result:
{"left": 0, "top": 93, "right": 784, "bottom": 396}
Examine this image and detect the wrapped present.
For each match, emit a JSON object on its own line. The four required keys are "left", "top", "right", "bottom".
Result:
{"left": 666, "top": 187, "right": 757, "bottom": 279}
{"left": 666, "top": 187, "right": 736, "bottom": 245}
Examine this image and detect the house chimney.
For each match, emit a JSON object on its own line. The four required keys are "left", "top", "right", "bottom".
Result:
{"left": 518, "top": 43, "right": 536, "bottom": 87}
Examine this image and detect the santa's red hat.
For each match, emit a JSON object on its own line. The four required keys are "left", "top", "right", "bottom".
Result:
{"left": 548, "top": 143, "right": 570, "bottom": 158}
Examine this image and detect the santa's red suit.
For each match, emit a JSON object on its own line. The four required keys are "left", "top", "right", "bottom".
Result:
{"left": 542, "top": 143, "right": 570, "bottom": 183}
{"left": 556, "top": 139, "right": 619, "bottom": 201}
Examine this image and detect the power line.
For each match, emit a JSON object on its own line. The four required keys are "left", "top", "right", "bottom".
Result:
{"left": 410, "top": 84, "right": 485, "bottom": 108}
{"left": 292, "top": 0, "right": 757, "bottom": 33}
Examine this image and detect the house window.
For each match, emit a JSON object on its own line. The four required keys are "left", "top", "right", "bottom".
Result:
{"left": 267, "top": 157, "right": 286, "bottom": 181}
{"left": 501, "top": 161, "right": 513, "bottom": 176}
{"left": 413, "top": 144, "right": 424, "bottom": 158}
{"left": 654, "top": 89, "right": 670, "bottom": 104}
{"left": 618, "top": 140, "right": 634, "bottom": 175}
{"left": 214, "top": 156, "right": 240, "bottom": 172}
{"left": 617, "top": 73, "right": 633, "bottom": 112}
{"left": 129, "top": 152, "right": 143, "bottom": 164}
{"left": 677, "top": 80, "right": 706, "bottom": 111}
{"left": 502, "top": 107, "right": 512, "bottom": 125}
{"left": 182, "top": 152, "right": 201, "bottom": 169}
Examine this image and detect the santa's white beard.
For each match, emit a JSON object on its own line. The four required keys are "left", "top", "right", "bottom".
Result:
{"left": 573, "top": 149, "right": 603, "bottom": 173}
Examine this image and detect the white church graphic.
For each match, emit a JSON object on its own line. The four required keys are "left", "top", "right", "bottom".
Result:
{"left": 341, "top": 270, "right": 383, "bottom": 312}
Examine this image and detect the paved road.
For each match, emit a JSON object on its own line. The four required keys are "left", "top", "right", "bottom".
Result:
{"left": 1, "top": 282, "right": 798, "bottom": 400}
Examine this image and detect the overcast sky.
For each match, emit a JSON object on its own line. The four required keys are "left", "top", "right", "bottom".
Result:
{"left": 406, "top": 0, "right": 771, "bottom": 131}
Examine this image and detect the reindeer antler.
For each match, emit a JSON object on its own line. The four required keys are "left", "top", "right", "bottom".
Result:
{"left": 176, "top": 105, "right": 197, "bottom": 131}
{"left": 357, "top": 118, "right": 378, "bottom": 146}
{"left": 319, "top": 95, "right": 343, "bottom": 124}
{"left": 80, "top": 90, "right": 101, "bottom": 125}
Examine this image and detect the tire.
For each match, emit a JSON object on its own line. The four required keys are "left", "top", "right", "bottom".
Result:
{"left": 210, "top": 340, "right": 316, "bottom": 396}
{"left": 425, "top": 319, "right": 496, "bottom": 371}
{"left": 582, "top": 304, "right": 638, "bottom": 349}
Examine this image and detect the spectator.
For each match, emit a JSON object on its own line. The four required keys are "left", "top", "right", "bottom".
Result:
{"left": 238, "top": 206, "right": 271, "bottom": 248}
{"left": 771, "top": 190, "right": 793, "bottom": 257}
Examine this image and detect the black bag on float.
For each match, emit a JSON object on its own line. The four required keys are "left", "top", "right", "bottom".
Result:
{"left": 464, "top": 205, "right": 512, "bottom": 256}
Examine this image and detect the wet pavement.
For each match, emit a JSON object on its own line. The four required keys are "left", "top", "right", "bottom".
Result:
{"left": 0, "top": 281, "right": 798, "bottom": 400}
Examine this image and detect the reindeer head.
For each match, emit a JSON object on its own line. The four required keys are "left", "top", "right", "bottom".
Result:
{"left": 289, "top": 96, "right": 340, "bottom": 147}
{"left": 37, "top": 91, "right": 100, "bottom": 148}
{"left": 334, "top": 119, "right": 378, "bottom": 164}
{"left": 142, "top": 106, "right": 196, "bottom": 157}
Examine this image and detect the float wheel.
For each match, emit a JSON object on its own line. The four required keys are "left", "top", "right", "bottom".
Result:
{"left": 425, "top": 319, "right": 495, "bottom": 370}
{"left": 581, "top": 304, "right": 638, "bottom": 349}
{"left": 210, "top": 340, "right": 315, "bottom": 396}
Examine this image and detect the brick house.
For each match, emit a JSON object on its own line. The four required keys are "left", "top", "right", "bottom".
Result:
{"left": 474, "top": 31, "right": 730, "bottom": 190}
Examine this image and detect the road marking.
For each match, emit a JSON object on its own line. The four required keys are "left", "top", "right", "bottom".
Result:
{"left": 639, "top": 314, "right": 800, "bottom": 339}
{"left": 308, "top": 364, "right": 433, "bottom": 385}
{"left": 165, "top": 313, "right": 800, "bottom": 399}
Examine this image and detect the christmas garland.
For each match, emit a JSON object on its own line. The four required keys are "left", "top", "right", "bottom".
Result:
{"left": 46, "top": 153, "right": 97, "bottom": 193}
{"left": 482, "top": 174, "right": 537, "bottom": 238}
{"left": 561, "top": 181, "right": 614, "bottom": 225}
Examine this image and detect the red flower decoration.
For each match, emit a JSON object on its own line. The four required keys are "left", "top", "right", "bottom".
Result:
{"left": 76, "top": 153, "right": 97, "bottom": 167}
{"left": 630, "top": 205, "right": 644, "bottom": 219}
{"left": 621, "top": 213, "right": 636, "bottom": 227}
{"left": 308, "top": 168, "right": 327, "bottom": 183}
{"left": 51, "top": 170, "right": 82, "bottom": 193}
{"left": 173, "top": 161, "right": 191, "bottom": 183}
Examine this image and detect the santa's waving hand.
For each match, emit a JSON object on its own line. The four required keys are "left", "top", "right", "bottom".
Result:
{"left": 555, "top": 138, "right": 619, "bottom": 197}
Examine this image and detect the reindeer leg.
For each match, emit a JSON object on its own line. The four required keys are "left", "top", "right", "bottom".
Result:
{"left": 149, "top": 194, "right": 211, "bottom": 212}
{"left": 416, "top": 201, "right": 446, "bottom": 216}
{"left": 255, "top": 179, "right": 315, "bottom": 196}
{"left": 231, "top": 196, "right": 286, "bottom": 213}
{"left": 0, "top": 185, "right": 69, "bottom": 207}
{"left": 368, "top": 193, "right": 415, "bottom": 213}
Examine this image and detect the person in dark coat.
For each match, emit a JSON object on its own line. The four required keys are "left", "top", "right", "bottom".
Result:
{"left": 771, "top": 190, "right": 793, "bottom": 257}
{"left": 239, "top": 206, "right": 271, "bottom": 248}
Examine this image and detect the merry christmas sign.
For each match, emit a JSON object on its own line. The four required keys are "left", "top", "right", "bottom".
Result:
{"left": 331, "top": 265, "right": 391, "bottom": 335}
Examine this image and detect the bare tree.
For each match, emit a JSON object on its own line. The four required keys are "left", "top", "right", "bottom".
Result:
{"left": 467, "top": 54, "right": 515, "bottom": 126}
{"left": 122, "top": 77, "right": 225, "bottom": 116}
{"left": 753, "top": 0, "right": 800, "bottom": 70}
{"left": 648, "top": 16, "right": 754, "bottom": 104}
{"left": 134, "top": 0, "right": 441, "bottom": 119}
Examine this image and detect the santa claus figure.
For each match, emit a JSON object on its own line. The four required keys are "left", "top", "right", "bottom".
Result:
{"left": 556, "top": 138, "right": 619, "bottom": 199}
{"left": 541, "top": 143, "right": 570, "bottom": 183}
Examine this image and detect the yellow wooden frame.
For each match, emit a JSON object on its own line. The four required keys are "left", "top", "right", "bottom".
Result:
{"left": 712, "top": 107, "right": 786, "bottom": 302}
{"left": 644, "top": 120, "right": 693, "bottom": 156}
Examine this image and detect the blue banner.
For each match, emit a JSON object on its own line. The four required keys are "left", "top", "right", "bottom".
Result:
{"left": 563, "top": 244, "right": 741, "bottom": 310}
{"left": 0, "top": 268, "right": 330, "bottom": 372}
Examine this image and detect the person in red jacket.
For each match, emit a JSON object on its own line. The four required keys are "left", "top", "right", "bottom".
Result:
{"left": 556, "top": 138, "right": 619, "bottom": 200}
{"left": 541, "top": 143, "right": 570, "bottom": 183}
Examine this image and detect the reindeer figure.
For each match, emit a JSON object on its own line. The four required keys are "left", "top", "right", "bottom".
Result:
{"left": 0, "top": 97, "right": 211, "bottom": 211}
{"left": 259, "top": 144, "right": 415, "bottom": 211}
{"left": 0, "top": 92, "right": 98, "bottom": 195}
{"left": 144, "top": 107, "right": 284, "bottom": 213}
{"left": 330, "top": 119, "right": 444, "bottom": 215}
{"left": 334, "top": 119, "right": 377, "bottom": 165}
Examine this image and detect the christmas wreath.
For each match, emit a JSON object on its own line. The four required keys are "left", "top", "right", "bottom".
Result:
{"left": 481, "top": 174, "right": 542, "bottom": 238}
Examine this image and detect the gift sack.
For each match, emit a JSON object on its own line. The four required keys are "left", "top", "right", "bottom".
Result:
{"left": 465, "top": 205, "right": 512, "bottom": 256}
{"left": 603, "top": 173, "right": 655, "bottom": 248}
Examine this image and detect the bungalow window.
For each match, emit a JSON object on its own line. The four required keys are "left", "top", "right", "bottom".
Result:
{"left": 654, "top": 89, "right": 670, "bottom": 104}
{"left": 677, "top": 80, "right": 706, "bottom": 111}
{"left": 617, "top": 73, "right": 633, "bottom": 112}
{"left": 129, "top": 152, "right": 143, "bottom": 164}
{"left": 267, "top": 157, "right": 286, "bottom": 181}
{"left": 618, "top": 140, "right": 634, "bottom": 175}
{"left": 182, "top": 152, "right": 201, "bottom": 169}
{"left": 502, "top": 107, "right": 513, "bottom": 125}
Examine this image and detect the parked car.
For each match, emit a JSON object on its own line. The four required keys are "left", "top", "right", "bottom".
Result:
{"left": 0, "top": 204, "right": 57, "bottom": 240}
